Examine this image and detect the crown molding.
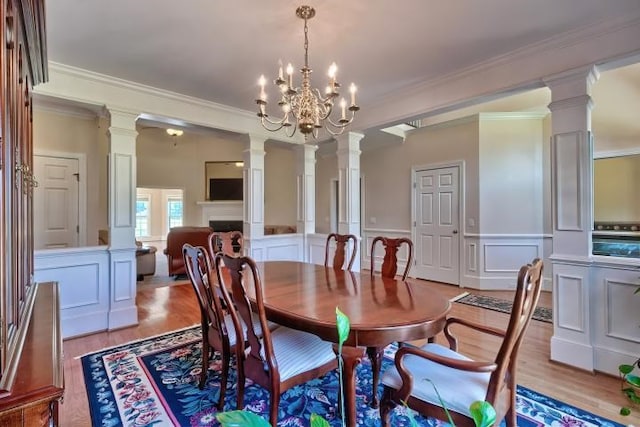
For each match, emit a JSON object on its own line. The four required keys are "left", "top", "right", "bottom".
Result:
{"left": 47, "top": 62, "right": 255, "bottom": 119}
{"left": 478, "top": 112, "right": 549, "bottom": 121}
{"left": 594, "top": 147, "right": 640, "bottom": 159}
{"left": 360, "top": 13, "right": 640, "bottom": 130}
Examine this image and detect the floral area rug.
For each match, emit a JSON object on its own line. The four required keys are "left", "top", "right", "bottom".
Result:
{"left": 452, "top": 292, "right": 553, "bottom": 323}
{"left": 82, "top": 326, "right": 620, "bottom": 426}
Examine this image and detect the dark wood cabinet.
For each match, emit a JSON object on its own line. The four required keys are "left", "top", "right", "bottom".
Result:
{"left": 0, "top": 0, "right": 61, "bottom": 425}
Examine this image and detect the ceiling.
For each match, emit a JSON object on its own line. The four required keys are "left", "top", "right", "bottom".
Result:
{"left": 44, "top": 1, "right": 640, "bottom": 150}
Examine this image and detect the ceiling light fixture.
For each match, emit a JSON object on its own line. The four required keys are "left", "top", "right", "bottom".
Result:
{"left": 166, "top": 128, "right": 183, "bottom": 147}
{"left": 166, "top": 128, "right": 184, "bottom": 137}
{"left": 256, "top": 5, "right": 359, "bottom": 139}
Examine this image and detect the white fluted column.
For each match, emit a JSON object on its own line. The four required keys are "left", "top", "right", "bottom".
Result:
{"left": 544, "top": 66, "right": 598, "bottom": 371}
{"left": 335, "top": 132, "right": 364, "bottom": 270}
{"left": 106, "top": 106, "right": 139, "bottom": 330}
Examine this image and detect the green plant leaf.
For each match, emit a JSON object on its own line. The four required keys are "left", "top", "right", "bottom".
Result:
{"left": 216, "top": 410, "right": 271, "bottom": 427}
{"left": 619, "top": 364, "right": 635, "bottom": 375}
{"left": 470, "top": 401, "right": 497, "bottom": 427}
{"left": 336, "top": 307, "right": 350, "bottom": 348}
{"left": 620, "top": 407, "right": 631, "bottom": 416}
{"left": 400, "top": 401, "right": 420, "bottom": 427}
{"left": 626, "top": 374, "right": 640, "bottom": 387}
{"left": 310, "top": 413, "right": 331, "bottom": 427}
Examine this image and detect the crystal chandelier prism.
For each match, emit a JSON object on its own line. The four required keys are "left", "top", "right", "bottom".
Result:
{"left": 256, "top": 5, "right": 359, "bottom": 139}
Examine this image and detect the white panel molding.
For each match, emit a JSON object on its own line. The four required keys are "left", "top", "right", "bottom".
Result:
{"left": 594, "top": 146, "right": 640, "bottom": 159}
{"left": 113, "top": 260, "right": 134, "bottom": 302}
{"left": 553, "top": 131, "right": 583, "bottom": 231}
{"left": 114, "top": 153, "right": 133, "bottom": 227}
{"left": 34, "top": 247, "right": 110, "bottom": 338}
{"left": 556, "top": 273, "right": 585, "bottom": 332}
{"left": 605, "top": 279, "right": 640, "bottom": 343}
{"left": 483, "top": 243, "right": 540, "bottom": 273}
{"left": 462, "top": 234, "right": 550, "bottom": 290}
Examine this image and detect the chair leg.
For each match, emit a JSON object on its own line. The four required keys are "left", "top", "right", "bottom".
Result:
{"left": 217, "top": 350, "right": 230, "bottom": 410}
{"left": 379, "top": 387, "right": 394, "bottom": 427}
{"left": 199, "top": 338, "right": 209, "bottom": 389}
{"left": 366, "top": 346, "right": 384, "bottom": 407}
{"left": 236, "top": 363, "right": 245, "bottom": 411}
{"left": 270, "top": 391, "right": 280, "bottom": 427}
{"left": 505, "top": 389, "right": 517, "bottom": 426}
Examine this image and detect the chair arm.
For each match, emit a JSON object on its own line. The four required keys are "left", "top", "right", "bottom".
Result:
{"left": 395, "top": 345, "right": 497, "bottom": 373}
{"left": 443, "top": 317, "right": 505, "bottom": 351}
{"left": 392, "top": 345, "right": 497, "bottom": 402}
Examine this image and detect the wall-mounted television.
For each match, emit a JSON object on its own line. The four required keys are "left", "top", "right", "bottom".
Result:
{"left": 209, "top": 178, "right": 243, "bottom": 201}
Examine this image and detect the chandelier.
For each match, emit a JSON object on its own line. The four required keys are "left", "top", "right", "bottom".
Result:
{"left": 256, "top": 5, "right": 359, "bottom": 139}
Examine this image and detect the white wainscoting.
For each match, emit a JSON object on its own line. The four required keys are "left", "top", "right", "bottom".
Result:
{"left": 307, "top": 233, "right": 329, "bottom": 266}
{"left": 590, "top": 259, "right": 640, "bottom": 375}
{"left": 246, "top": 234, "right": 304, "bottom": 262}
{"left": 463, "top": 234, "right": 552, "bottom": 290}
{"left": 361, "top": 228, "right": 412, "bottom": 274}
{"left": 35, "top": 246, "right": 110, "bottom": 339}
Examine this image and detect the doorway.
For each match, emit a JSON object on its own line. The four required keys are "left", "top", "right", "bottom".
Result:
{"left": 412, "top": 164, "right": 461, "bottom": 285}
{"left": 33, "top": 154, "right": 83, "bottom": 249}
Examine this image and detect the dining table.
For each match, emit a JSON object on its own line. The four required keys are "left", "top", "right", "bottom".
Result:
{"left": 245, "top": 260, "right": 452, "bottom": 427}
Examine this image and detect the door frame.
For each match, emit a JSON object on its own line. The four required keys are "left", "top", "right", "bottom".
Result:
{"left": 34, "top": 150, "right": 87, "bottom": 247}
{"left": 411, "top": 160, "right": 465, "bottom": 285}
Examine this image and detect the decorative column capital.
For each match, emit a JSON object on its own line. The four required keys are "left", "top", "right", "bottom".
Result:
{"left": 543, "top": 65, "right": 600, "bottom": 101}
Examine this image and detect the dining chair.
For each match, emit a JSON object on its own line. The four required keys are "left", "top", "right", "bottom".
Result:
{"left": 182, "top": 243, "right": 236, "bottom": 409}
{"left": 325, "top": 233, "right": 358, "bottom": 271}
{"left": 379, "top": 258, "right": 543, "bottom": 427}
{"left": 213, "top": 253, "right": 338, "bottom": 426}
{"left": 208, "top": 230, "right": 243, "bottom": 257}
{"left": 183, "top": 244, "right": 273, "bottom": 409}
{"left": 366, "top": 236, "right": 414, "bottom": 407}
{"left": 370, "top": 236, "right": 414, "bottom": 281}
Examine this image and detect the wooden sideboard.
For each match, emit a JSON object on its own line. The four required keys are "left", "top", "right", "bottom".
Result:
{"left": 0, "top": 0, "right": 59, "bottom": 425}
{"left": 0, "top": 282, "right": 63, "bottom": 426}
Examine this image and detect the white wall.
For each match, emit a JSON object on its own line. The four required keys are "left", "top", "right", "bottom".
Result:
{"left": 594, "top": 155, "right": 640, "bottom": 222}
{"left": 264, "top": 144, "right": 296, "bottom": 227}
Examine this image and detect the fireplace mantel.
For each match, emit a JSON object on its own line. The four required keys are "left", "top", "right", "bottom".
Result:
{"left": 196, "top": 201, "right": 243, "bottom": 226}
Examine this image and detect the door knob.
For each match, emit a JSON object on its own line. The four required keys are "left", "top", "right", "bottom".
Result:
{"left": 453, "top": 230, "right": 458, "bottom": 234}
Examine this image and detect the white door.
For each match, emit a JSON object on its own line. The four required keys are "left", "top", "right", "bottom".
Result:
{"left": 33, "top": 155, "right": 79, "bottom": 249}
{"left": 414, "top": 166, "right": 460, "bottom": 285}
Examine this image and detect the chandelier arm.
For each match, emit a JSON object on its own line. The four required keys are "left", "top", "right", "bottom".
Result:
{"left": 259, "top": 116, "right": 289, "bottom": 132}
{"left": 325, "top": 112, "right": 356, "bottom": 129}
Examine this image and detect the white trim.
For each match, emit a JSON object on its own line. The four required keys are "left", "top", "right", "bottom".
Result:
{"left": 593, "top": 147, "right": 640, "bottom": 159}
{"left": 464, "top": 233, "right": 553, "bottom": 239}
{"left": 34, "top": 150, "right": 88, "bottom": 247}
{"left": 362, "top": 228, "right": 412, "bottom": 234}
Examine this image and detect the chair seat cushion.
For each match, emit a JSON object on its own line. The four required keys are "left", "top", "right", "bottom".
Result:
{"left": 222, "top": 314, "right": 278, "bottom": 347}
{"left": 380, "top": 343, "right": 490, "bottom": 417}
{"left": 267, "top": 327, "right": 336, "bottom": 382}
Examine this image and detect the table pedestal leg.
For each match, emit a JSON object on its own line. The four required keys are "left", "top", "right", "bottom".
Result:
{"left": 339, "top": 346, "right": 365, "bottom": 427}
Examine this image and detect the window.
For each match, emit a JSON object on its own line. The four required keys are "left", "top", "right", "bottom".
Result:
{"left": 135, "top": 197, "right": 150, "bottom": 237}
{"left": 167, "top": 198, "right": 183, "bottom": 230}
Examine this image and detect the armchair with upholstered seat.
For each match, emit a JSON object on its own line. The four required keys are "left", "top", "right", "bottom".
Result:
{"left": 164, "top": 226, "right": 212, "bottom": 277}
{"left": 379, "top": 258, "right": 543, "bottom": 427}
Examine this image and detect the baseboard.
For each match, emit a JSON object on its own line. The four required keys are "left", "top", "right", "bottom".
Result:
{"left": 62, "top": 311, "right": 109, "bottom": 339}
{"left": 108, "top": 306, "right": 139, "bottom": 331}
{"left": 550, "top": 336, "right": 594, "bottom": 372}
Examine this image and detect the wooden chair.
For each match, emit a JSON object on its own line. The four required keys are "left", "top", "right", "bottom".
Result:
{"left": 366, "top": 236, "right": 414, "bottom": 407}
{"left": 379, "top": 258, "right": 543, "bottom": 427}
{"left": 208, "top": 231, "right": 243, "bottom": 257}
{"left": 324, "top": 233, "right": 358, "bottom": 271}
{"left": 182, "top": 243, "right": 235, "bottom": 409}
{"left": 183, "top": 243, "right": 271, "bottom": 409}
{"left": 214, "top": 253, "right": 338, "bottom": 426}
{"left": 370, "top": 236, "right": 414, "bottom": 280}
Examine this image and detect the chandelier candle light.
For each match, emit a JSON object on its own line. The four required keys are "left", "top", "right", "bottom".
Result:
{"left": 256, "top": 5, "right": 359, "bottom": 139}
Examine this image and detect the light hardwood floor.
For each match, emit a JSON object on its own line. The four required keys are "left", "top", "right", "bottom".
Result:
{"left": 60, "top": 277, "right": 640, "bottom": 426}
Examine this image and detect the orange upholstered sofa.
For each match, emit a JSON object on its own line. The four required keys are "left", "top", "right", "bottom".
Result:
{"left": 164, "top": 226, "right": 212, "bottom": 277}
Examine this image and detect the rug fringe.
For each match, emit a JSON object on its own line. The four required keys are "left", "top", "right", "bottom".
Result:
{"left": 74, "top": 324, "right": 200, "bottom": 359}
{"left": 450, "top": 291, "right": 470, "bottom": 302}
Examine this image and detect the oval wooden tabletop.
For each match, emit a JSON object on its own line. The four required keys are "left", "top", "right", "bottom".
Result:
{"left": 248, "top": 261, "right": 451, "bottom": 347}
